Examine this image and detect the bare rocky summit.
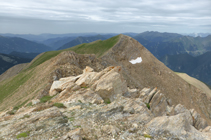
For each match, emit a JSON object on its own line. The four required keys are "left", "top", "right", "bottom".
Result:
{"left": 0, "top": 66, "right": 211, "bottom": 139}
{"left": 0, "top": 34, "right": 211, "bottom": 139}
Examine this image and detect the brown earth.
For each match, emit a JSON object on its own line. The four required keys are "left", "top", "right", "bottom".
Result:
{"left": 101, "top": 35, "right": 211, "bottom": 124}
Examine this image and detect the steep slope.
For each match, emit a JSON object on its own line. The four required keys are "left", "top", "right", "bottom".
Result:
{"left": 0, "top": 53, "right": 31, "bottom": 74}
{"left": 0, "top": 63, "right": 27, "bottom": 83}
{"left": 160, "top": 51, "right": 211, "bottom": 86}
{"left": 101, "top": 35, "right": 211, "bottom": 123}
{"left": 176, "top": 72, "right": 211, "bottom": 97}
{"left": 0, "top": 34, "right": 210, "bottom": 126}
{"left": 0, "top": 36, "right": 52, "bottom": 54}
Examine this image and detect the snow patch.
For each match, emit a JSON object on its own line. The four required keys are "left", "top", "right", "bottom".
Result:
{"left": 129, "top": 57, "right": 142, "bottom": 64}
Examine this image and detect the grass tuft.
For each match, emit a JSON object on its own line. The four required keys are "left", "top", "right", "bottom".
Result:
{"left": 53, "top": 103, "right": 66, "bottom": 108}
{"left": 16, "top": 131, "right": 30, "bottom": 139}
{"left": 144, "top": 134, "right": 152, "bottom": 138}
{"left": 145, "top": 103, "right": 150, "bottom": 110}
{"left": 104, "top": 99, "right": 111, "bottom": 104}
{"left": 69, "top": 117, "right": 75, "bottom": 122}
{"left": 40, "top": 95, "right": 54, "bottom": 103}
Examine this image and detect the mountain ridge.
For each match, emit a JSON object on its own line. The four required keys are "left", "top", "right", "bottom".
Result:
{"left": 0, "top": 34, "right": 211, "bottom": 139}
{"left": 0, "top": 36, "right": 52, "bottom": 54}
{"left": 0, "top": 34, "right": 210, "bottom": 124}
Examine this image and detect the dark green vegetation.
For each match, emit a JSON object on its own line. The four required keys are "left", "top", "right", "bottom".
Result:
{"left": 145, "top": 103, "right": 150, "bottom": 110}
{"left": 53, "top": 103, "right": 66, "bottom": 108}
{"left": 104, "top": 99, "right": 111, "bottom": 104}
{"left": 133, "top": 31, "right": 211, "bottom": 58}
{"left": 144, "top": 134, "right": 152, "bottom": 138}
{"left": 40, "top": 95, "right": 54, "bottom": 103}
{"left": 16, "top": 131, "right": 30, "bottom": 139}
{"left": 0, "top": 53, "right": 31, "bottom": 74}
{"left": 159, "top": 51, "right": 211, "bottom": 86}
{"left": 0, "top": 36, "right": 51, "bottom": 54}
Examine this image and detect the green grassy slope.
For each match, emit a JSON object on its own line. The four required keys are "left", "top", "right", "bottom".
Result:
{"left": 0, "top": 35, "right": 120, "bottom": 109}
{"left": 0, "top": 70, "right": 33, "bottom": 104}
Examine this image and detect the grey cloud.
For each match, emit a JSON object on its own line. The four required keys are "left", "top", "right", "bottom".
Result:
{"left": 0, "top": 0, "right": 210, "bottom": 34}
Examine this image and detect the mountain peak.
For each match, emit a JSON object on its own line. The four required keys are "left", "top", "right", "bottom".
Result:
{"left": 0, "top": 34, "right": 211, "bottom": 139}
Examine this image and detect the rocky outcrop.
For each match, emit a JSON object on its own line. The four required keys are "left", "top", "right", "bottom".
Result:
{"left": 51, "top": 66, "right": 127, "bottom": 102}
{"left": 0, "top": 66, "right": 211, "bottom": 140}
{"left": 101, "top": 35, "right": 211, "bottom": 124}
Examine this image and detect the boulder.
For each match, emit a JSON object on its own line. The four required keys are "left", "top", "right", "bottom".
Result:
{"left": 123, "top": 88, "right": 139, "bottom": 98}
{"left": 190, "top": 109, "right": 208, "bottom": 130}
{"left": 202, "top": 126, "right": 211, "bottom": 133}
{"left": 150, "top": 92, "right": 168, "bottom": 117}
{"left": 195, "top": 118, "right": 208, "bottom": 130}
{"left": 174, "top": 104, "right": 193, "bottom": 125}
{"left": 31, "top": 99, "right": 40, "bottom": 105}
{"left": 82, "top": 66, "right": 94, "bottom": 73}
{"left": 75, "top": 72, "right": 97, "bottom": 87}
{"left": 145, "top": 113, "right": 206, "bottom": 139}
{"left": 61, "top": 128, "right": 84, "bottom": 140}
{"left": 49, "top": 75, "right": 81, "bottom": 96}
{"left": 91, "top": 66, "right": 127, "bottom": 101}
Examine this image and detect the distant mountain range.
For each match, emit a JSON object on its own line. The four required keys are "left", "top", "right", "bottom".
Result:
{"left": 0, "top": 53, "right": 31, "bottom": 75}
{"left": 1, "top": 31, "right": 211, "bottom": 87}
{"left": 0, "top": 36, "right": 52, "bottom": 54}
{"left": 43, "top": 31, "right": 211, "bottom": 58}
{"left": 159, "top": 51, "right": 211, "bottom": 86}
{"left": 9, "top": 51, "right": 40, "bottom": 59}
{"left": 133, "top": 31, "right": 211, "bottom": 58}
{"left": 42, "top": 36, "right": 77, "bottom": 50}
{"left": 182, "top": 33, "right": 211, "bottom": 37}
{"left": 0, "top": 33, "right": 117, "bottom": 42}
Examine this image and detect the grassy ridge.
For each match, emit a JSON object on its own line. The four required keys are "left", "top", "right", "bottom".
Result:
{"left": 69, "top": 35, "right": 120, "bottom": 57}
{"left": 0, "top": 35, "right": 120, "bottom": 109}
{"left": 26, "top": 51, "right": 63, "bottom": 70}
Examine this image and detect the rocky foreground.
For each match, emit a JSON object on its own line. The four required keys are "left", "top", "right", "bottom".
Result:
{"left": 0, "top": 66, "right": 211, "bottom": 140}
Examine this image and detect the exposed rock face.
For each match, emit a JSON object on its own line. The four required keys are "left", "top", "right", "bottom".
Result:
{"left": 0, "top": 66, "right": 211, "bottom": 140}
{"left": 91, "top": 66, "right": 127, "bottom": 101}
{"left": 51, "top": 66, "right": 127, "bottom": 102}
{"left": 145, "top": 113, "right": 205, "bottom": 140}
{"left": 101, "top": 35, "right": 211, "bottom": 124}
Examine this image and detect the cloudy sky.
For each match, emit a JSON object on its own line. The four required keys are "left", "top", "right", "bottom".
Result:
{"left": 0, "top": 0, "right": 210, "bottom": 34}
